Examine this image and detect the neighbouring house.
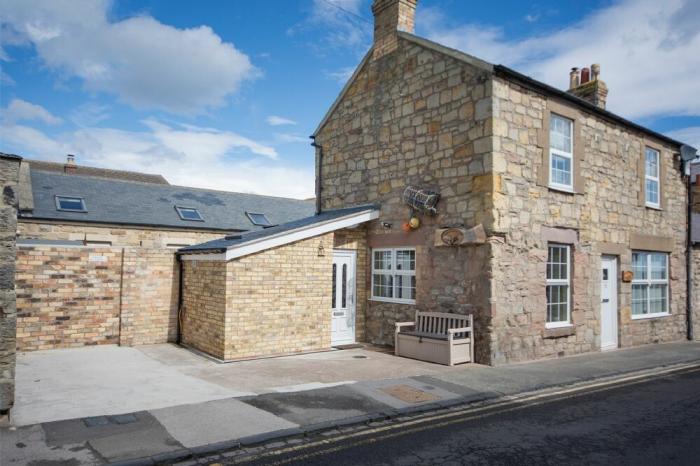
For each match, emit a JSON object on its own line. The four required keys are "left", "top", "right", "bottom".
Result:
{"left": 12, "top": 156, "right": 314, "bottom": 352}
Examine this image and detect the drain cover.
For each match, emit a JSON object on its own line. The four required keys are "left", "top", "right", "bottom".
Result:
{"left": 380, "top": 384, "right": 441, "bottom": 403}
{"left": 353, "top": 355, "right": 367, "bottom": 359}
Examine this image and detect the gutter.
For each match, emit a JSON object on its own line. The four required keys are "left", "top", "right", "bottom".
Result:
{"left": 310, "top": 136, "right": 323, "bottom": 215}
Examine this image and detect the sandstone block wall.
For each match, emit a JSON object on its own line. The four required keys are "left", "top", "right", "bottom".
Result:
{"left": 489, "top": 76, "right": 687, "bottom": 364}
{"left": 315, "top": 36, "right": 495, "bottom": 363}
{"left": 224, "top": 233, "right": 335, "bottom": 360}
{"left": 0, "top": 155, "right": 20, "bottom": 414}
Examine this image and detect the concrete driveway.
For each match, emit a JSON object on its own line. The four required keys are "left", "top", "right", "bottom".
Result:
{"left": 13, "top": 343, "right": 458, "bottom": 426}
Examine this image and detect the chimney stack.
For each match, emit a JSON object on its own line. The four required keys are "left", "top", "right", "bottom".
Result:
{"left": 371, "top": 0, "right": 418, "bottom": 60}
{"left": 567, "top": 63, "right": 608, "bottom": 109}
{"left": 64, "top": 154, "right": 77, "bottom": 174}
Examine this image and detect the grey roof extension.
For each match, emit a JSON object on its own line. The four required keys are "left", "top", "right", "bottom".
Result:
{"left": 23, "top": 170, "right": 315, "bottom": 232}
{"left": 179, "top": 204, "right": 378, "bottom": 253}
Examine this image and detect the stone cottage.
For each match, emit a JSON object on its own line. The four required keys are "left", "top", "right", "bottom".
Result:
{"left": 307, "top": 0, "right": 697, "bottom": 365}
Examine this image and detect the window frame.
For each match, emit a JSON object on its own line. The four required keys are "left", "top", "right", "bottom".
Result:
{"left": 174, "top": 206, "right": 204, "bottom": 222}
{"left": 545, "top": 243, "right": 572, "bottom": 328}
{"left": 631, "top": 251, "right": 670, "bottom": 319}
{"left": 245, "top": 211, "right": 274, "bottom": 227}
{"left": 54, "top": 195, "right": 87, "bottom": 212}
{"left": 548, "top": 113, "right": 575, "bottom": 192}
{"left": 644, "top": 147, "right": 661, "bottom": 209}
{"left": 370, "top": 247, "right": 416, "bottom": 305}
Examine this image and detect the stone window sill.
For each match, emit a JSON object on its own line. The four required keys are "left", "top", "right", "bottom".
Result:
{"left": 645, "top": 204, "right": 663, "bottom": 211}
{"left": 631, "top": 312, "right": 671, "bottom": 321}
{"left": 543, "top": 325, "right": 576, "bottom": 339}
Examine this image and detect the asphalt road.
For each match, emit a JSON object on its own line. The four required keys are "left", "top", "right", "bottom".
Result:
{"left": 239, "top": 368, "right": 700, "bottom": 466}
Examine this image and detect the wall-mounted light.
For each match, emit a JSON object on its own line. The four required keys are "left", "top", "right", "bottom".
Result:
{"left": 382, "top": 222, "right": 392, "bottom": 229}
{"left": 317, "top": 242, "right": 326, "bottom": 257}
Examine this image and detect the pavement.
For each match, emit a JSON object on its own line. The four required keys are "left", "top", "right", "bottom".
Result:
{"left": 2, "top": 341, "right": 700, "bottom": 465}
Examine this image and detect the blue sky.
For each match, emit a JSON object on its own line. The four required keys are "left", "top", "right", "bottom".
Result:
{"left": 1, "top": 0, "right": 699, "bottom": 198}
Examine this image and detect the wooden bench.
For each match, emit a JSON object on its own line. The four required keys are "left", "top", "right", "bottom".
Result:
{"left": 395, "top": 311, "right": 474, "bottom": 366}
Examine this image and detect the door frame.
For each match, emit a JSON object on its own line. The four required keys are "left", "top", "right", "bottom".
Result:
{"left": 600, "top": 255, "right": 619, "bottom": 351}
{"left": 331, "top": 249, "right": 357, "bottom": 346}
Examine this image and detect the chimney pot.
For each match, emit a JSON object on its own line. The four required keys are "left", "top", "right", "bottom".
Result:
{"left": 64, "top": 154, "right": 77, "bottom": 174}
{"left": 66, "top": 154, "right": 76, "bottom": 165}
{"left": 580, "top": 67, "right": 590, "bottom": 84}
{"left": 591, "top": 63, "right": 601, "bottom": 80}
{"left": 567, "top": 64, "right": 608, "bottom": 109}
{"left": 371, "top": 0, "right": 418, "bottom": 60}
{"left": 569, "top": 67, "right": 580, "bottom": 90}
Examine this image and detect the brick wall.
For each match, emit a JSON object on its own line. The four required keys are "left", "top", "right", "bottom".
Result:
{"left": 0, "top": 155, "right": 20, "bottom": 414}
{"left": 224, "top": 233, "right": 335, "bottom": 360}
{"left": 181, "top": 259, "right": 228, "bottom": 359}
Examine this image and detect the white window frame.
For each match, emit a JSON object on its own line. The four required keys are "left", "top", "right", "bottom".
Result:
{"left": 549, "top": 113, "right": 574, "bottom": 192}
{"left": 645, "top": 147, "right": 661, "bottom": 209}
{"left": 546, "top": 243, "right": 572, "bottom": 328}
{"left": 371, "top": 247, "right": 416, "bottom": 305}
{"left": 631, "top": 251, "right": 670, "bottom": 319}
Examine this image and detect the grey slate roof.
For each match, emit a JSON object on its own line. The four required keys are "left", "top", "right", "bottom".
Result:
{"left": 26, "top": 159, "right": 169, "bottom": 184}
{"left": 23, "top": 170, "right": 315, "bottom": 232}
{"left": 179, "top": 204, "right": 378, "bottom": 253}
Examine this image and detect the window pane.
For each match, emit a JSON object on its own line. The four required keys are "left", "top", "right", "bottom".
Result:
{"left": 395, "top": 274, "right": 416, "bottom": 300}
{"left": 632, "top": 284, "right": 648, "bottom": 315}
{"left": 342, "top": 264, "right": 347, "bottom": 308}
{"left": 632, "top": 252, "right": 647, "bottom": 280}
{"left": 373, "top": 274, "right": 393, "bottom": 298}
{"left": 645, "top": 148, "right": 659, "bottom": 178}
{"left": 649, "top": 284, "right": 667, "bottom": 314}
{"left": 550, "top": 115, "right": 572, "bottom": 153}
{"left": 646, "top": 179, "right": 659, "bottom": 205}
{"left": 177, "top": 207, "right": 203, "bottom": 221}
{"left": 373, "top": 251, "right": 392, "bottom": 271}
{"left": 396, "top": 250, "right": 415, "bottom": 271}
{"left": 551, "top": 154, "right": 572, "bottom": 187}
{"left": 547, "top": 245, "right": 568, "bottom": 280}
{"left": 650, "top": 254, "right": 667, "bottom": 280}
{"left": 332, "top": 264, "right": 336, "bottom": 309}
{"left": 247, "top": 212, "right": 272, "bottom": 226}
{"left": 546, "top": 284, "right": 569, "bottom": 323}
{"left": 57, "top": 197, "right": 85, "bottom": 211}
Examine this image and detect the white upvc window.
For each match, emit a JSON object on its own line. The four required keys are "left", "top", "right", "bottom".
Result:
{"left": 631, "top": 251, "right": 669, "bottom": 318}
{"left": 371, "top": 248, "right": 416, "bottom": 304}
{"left": 549, "top": 113, "right": 574, "bottom": 191}
{"left": 645, "top": 147, "right": 660, "bottom": 208}
{"left": 546, "top": 244, "right": 571, "bottom": 328}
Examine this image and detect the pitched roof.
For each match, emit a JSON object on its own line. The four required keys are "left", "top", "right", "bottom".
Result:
{"left": 0, "top": 152, "right": 23, "bottom": 161}
{"left": 313, "top": 32, "right": 692, "bottom": 151}
{"left": 179, "top": 205, "right": 379, "bottom": 256}
{"left": 26, "top": 159, "right": 169, "bottom": 185}
{"left": 22, "top": 170, "right": 315, "bottom": 232}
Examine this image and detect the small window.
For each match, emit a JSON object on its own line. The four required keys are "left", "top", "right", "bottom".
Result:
{"left": 175, "top": 206, "right": 204, "bottom": 221}
{"left": 246, "top": 212, "right": 273, "bottom": 227}
{"left": 371, "top": 248, "right": 416, "bottom": 304}
{"left": 631, "top": 251, "right": 669, "bottom": 318}
{"left": 546, "top": 244, "right": 571, "bottom": 328}
{"left": 55, "top": 196, "right": 87, "bottom": 212}
{"left": 645, "top": 147, "right": 660, "bottom": 208}
{"left": 549, "top": 114, "right": 574, "bottom": 191}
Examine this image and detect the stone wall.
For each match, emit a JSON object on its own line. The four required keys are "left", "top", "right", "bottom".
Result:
{"left": 18, "top": 221, "right": 224, "bottom": 248}
{"left": 489, "top": 76, "right": 687, "bottom": 364}
{"left": 15, "top": 245, "right": 185, "bottom": 351}
{"left": 0, "top": 155, "right": 20, "bottom": 414}
{"left": 181, "top": 259, "right": 227, "bottom": 359}
{"left": 224, "top": 233, "right": 335, "bottom": 360}
{"left": 315, "top": 36, "right": 495, "bottom": 363}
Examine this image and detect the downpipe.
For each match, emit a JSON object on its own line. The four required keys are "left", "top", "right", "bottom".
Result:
{"left": 311, "top": 136, "right": 323, "bottom": 215}
{"left": 687, "top": 172, "right": 695, "bottom": 341}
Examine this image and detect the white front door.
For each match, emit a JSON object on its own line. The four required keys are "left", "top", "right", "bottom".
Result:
{"left": 600, "top": 255, "right": 619, "bottom": 351}
{"left": 331, "top": 250, "right": 356, "bottom": 346}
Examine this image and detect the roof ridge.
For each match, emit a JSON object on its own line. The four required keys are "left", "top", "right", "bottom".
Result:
{"left": 26, "top": 159, "right": 167, "bottom": 179}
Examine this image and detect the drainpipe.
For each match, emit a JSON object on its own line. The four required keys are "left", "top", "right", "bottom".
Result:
{"left": 687, "top": 172, "right": 695, "bottom": 341}
{"left": 176, "top": 254, "right": 184, "bottom": 345}
{"left": 311, "top": 136, "right": 323, "bottom": 215}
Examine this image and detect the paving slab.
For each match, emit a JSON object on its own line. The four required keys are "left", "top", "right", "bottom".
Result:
{"left": 151, "top": 398, "right": 298, "bottom": 448}
{"left": 241, "top": 385, "right": 393, "bottom": 425}
{"left": 0, "top": 424, "right": 100, "bottom": 466}
{"left": 348, "top": 377, "right": 461, "bottom": 409}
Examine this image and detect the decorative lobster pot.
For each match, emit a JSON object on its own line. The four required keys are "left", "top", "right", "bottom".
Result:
{"left": 402, "top": 186, "right": 440, "bottom": 214}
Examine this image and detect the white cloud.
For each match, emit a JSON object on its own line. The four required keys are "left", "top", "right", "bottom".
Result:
{"left": 0, "top": 119, "right": 314, "bottom": 198}
{"left": 326, "top": 66, "right": 356, "bottom": 85}
{"left": 421, "top": 0, "right": 700, "bottom": 119}
{"left": 0, "top": 70, "right": 15, "bottom": 85}
{"left": 666, "top": 127, "right": 700, "bottom": 149}
{"left": 290, "top": 0, "right": 370, "bottom": 54}
{"left": 266, "top": 115, "right": 297, "bottom": 126}
{"left": 3, "top": 98, "right": 62, "bottom": 125}
{"left": 275, "top": 133, "right": 309, "bottom": 144}
{"left": 0, "top": 0, "right": 257, "bottom": 114}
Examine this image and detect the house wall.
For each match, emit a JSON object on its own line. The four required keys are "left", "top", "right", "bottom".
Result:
{"left": 181, "top": 259, "right": 228, "bottom": 359}
{"left": 315, "top": 36, "right": 495, "bottom": 363}
{"left": 489, "top": 76, "right": 687, "bottom": 364}
{"left": 223, "top": 233, "right": 335, "bottom": 360}
{"left": 0, "top": 155, "right": 20, "bottom": 414}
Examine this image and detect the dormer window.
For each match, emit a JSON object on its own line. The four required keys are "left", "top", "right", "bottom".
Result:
{"left": 55, "top": 196, "right": 87, "bottom": 212}
{"left": 175, "top": 206, "right": 204, "bottom": 221}
{"left": 246, "top": 212, "right": 273, "bottom": 227}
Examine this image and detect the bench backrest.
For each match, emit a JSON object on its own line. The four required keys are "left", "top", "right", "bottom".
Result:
{"left": 414, "top": 311, "right": 472, "bottom": 338}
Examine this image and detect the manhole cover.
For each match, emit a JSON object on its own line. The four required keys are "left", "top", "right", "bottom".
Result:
{"left": 380, "top": 384, "right": 441, "bottom": 403}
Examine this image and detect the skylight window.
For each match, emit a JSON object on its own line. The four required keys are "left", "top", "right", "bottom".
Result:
{"left": 175, "top": 206, "right": 204, "bottom": 222}
{"left": 246, "top": 212, "right": 274, "bottom": 227}
{"left": 55, "top": 196, "right": 87, "bottom": 212}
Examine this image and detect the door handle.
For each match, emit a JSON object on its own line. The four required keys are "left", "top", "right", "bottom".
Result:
{"left": 602, "top": 298, "right": 610, "bottom": 303}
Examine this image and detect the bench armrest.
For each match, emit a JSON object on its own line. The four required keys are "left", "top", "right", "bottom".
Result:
{"left": 447, "top": 327, "right": 472, "bottom": 334}
{"left": 395, "top": 322, "right": 415, "bottom": 330}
